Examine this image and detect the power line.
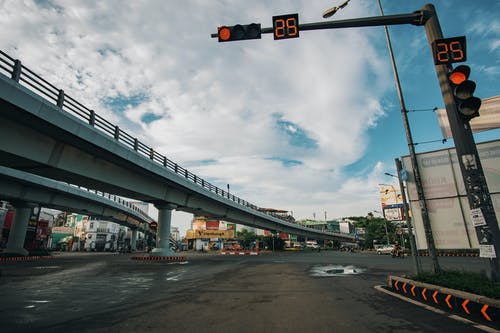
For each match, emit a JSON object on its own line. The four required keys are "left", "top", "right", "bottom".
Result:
{"left": 413, "top": 138, "right": 448, "bottom": 146}
{"left": 407, "top": 107, "right": 438, "bottom": 113}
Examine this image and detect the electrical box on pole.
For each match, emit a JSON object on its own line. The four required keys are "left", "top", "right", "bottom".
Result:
{"left": 423, "top": 4, "right": 500, "bottom": 281}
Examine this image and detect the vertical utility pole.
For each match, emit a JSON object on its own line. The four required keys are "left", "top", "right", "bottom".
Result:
{"left": 395, "top": 158, "right": 422, "bottom": 275}
{"left": 377, "top": 0, "right": 440, "bottom": 273}
{"left": 423, "top": 4, "right": 500, "bottom": 281}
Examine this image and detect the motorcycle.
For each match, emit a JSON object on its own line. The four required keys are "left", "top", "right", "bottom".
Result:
{"left": 391, "top": 246, "right": 404, "bottom": 258}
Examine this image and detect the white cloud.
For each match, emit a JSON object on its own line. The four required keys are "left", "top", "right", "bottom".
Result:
{"left": 0, "top": 0, "right": 394, "bottom": 233}
{"left": 491, "top": 39, "right": 500, "bottom": 52}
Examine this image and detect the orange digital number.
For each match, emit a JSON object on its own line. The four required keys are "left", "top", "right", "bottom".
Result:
{"left": 436, "top": 42, "right": 449, "bottom": 63}
{"left": 286, "top": 18, "right": 297, "bottom": 36}
{"left": 274, "top": 19, "right": 285, "bottom": 38}
{"left": 449, "top": 41, "right": 464, "bottom": 61}
{"left": 433, "top": 36, "right": 466, "bottom": 65}
{"left": 273, "top": 13, "right": 299, "bottom": 40}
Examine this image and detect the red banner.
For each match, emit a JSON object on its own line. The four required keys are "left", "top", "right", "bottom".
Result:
{"left": 206, "top": 220, "right": 220, "bottom": 230}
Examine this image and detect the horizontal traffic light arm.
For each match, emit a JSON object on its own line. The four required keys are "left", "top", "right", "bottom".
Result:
{"left": 211, "top": 11, "right": 425, "bottom": 38}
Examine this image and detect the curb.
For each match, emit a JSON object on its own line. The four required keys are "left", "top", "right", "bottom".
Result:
{"left": 131, "top": 256, "right": 186, "bottom": 262}
{"left": 220, "top": 251, "right": 260, "bottom": 255}
{"left": 0, "top": 255, "right": 54, "bottom": 262}
{"left": 419, "top": 252, "right": 479, "bottom": 257}
{"left": 388, "top": 275, "right": 500, "bottom": 329}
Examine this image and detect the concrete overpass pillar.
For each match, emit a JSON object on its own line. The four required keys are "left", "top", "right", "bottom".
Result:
{"left": 130, "top": 229, "right": 138, "bottom": 251}
{"left": 4, "top": 201, "right": 34, "bottom": 256}
{"left": 151, "top": 203, "right": 176, "bottom": 257}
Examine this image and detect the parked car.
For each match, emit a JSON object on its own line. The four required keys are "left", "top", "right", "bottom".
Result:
{"left": 376, "top": 245, "right": 395, "bottom": 255}
{"left": 306, "top": 241, "right": 320, "bottom": 249}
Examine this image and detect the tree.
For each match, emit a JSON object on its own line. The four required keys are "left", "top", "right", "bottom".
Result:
{"left": 349, "top": 215, "right": 398, "bottom": 249}
{"left": 262, "top": 236, "right": 285, "bottom": 251}
{"left": 236, "top": 228, "right": 257, "bottom": 248}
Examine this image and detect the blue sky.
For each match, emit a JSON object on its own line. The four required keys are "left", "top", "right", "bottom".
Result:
{"left": 358, "top": 0, "right": 500, "bottom": 173}
{"left": 0, "top": 0, "right": 498, "bottom": 234}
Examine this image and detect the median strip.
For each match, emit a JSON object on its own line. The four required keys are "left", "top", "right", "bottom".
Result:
{"left": 387, "top": 275, "right": 500, "bottom": 329}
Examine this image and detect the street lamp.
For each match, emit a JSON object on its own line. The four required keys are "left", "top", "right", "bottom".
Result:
{"left": 385, "top": 160, "right": 422, "bottom": 274}
{"left": 322, "top": 0, "right": 351, "bottom": 18}
{"left": 376, "top": 0, "right": 439, "bottom": 273}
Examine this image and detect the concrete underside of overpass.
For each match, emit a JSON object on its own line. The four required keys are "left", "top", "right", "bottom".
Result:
{"left": 0, "top": 166, "right": 152, "bottom": 230}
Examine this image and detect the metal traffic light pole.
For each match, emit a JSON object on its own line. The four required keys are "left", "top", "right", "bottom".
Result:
{"left": 423, "top": 4, "right": 500, "bottom": 282}
{"left": 211, "top": 11, "right": 426, "bottom": 39}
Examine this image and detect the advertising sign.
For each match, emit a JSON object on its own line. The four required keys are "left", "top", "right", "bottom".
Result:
{"left": 402, "top": 140, "right": 499, "bottom": 250}
{"left": 186, "top": 229, "right": 234, "bottom": 239}
{"left": 51, "top": 226, "right": 74, "bottom": 234}
{"left": 205, "top": 220, "right": 220, "bottom": 230}
{"left": 379, "top": 185, "right": 404, "bottom": 221}
{"left": 436, "top": 95, "right": 500, "bottom": 139}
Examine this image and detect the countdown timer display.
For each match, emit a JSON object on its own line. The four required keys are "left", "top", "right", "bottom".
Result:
{"left": 272, "top": 13, "right": 299, "bottom": 40}
{"left": 432, "top": 36, "right": 467, "bottom": 65}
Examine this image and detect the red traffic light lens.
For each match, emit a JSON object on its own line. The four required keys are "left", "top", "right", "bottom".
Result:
{"left": 449, "top": 65, "right": 470, "bottom": 85}
{"left": 218, "top": 26, "right": 231, "bottom": 41}
{"left": 450, "top": 72, "right": 466, "bottom": 85}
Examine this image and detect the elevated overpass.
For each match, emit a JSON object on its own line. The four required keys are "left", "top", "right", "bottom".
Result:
{"left": 0, "top": 166, "right": 156, "bottom": 255}
{"left": 0, "top": 50, "right": 357, "bottom": 256}
{"left": 0, "top": 166, "right": 154, "bottom": 229}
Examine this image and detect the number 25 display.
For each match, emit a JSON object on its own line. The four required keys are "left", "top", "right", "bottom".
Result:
{"left": 432, "top": 36, "right": 466, "bottom": 65}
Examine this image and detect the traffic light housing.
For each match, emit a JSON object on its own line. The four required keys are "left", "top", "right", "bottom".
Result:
{"left": 218, "top": 23, "right": 261, "bottom": 42}
{"left": 448, "top": 65, "right": 481, "bottom": 120}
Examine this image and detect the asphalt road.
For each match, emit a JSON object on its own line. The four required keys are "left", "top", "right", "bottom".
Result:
{"left": 0, "top": 251, "right": 493, "bottom": 333}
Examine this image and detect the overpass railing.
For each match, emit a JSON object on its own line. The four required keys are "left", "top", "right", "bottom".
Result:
{"left": 0, "top": 50, "right": 261, "bottom": 210}
{"left": 68, "top": 184, "right": 154, "bottom": 223}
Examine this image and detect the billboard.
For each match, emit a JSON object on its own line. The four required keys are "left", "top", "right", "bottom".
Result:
{"left": 205, "top": 220, "right": 220, "bottom": 230}
{"left": 379, "top": 184, "right": 404, "bottom": 221}
{"left": 436, "top": 95, "right": 500, "bottom": 139}
{"left": 402, "top": 140, "right": 500, "bottom": 250}
{"left": 186, "top": 229, "right": 234, "bottom": 239}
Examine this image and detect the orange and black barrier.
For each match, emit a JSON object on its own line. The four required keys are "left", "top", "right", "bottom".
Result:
{"left": 389, "top": 276, "right": 500, "bottom": 328}
{"left": 0, "top": 255, "right": 54, "bottom": 262}
{"left": 131, "top": 255, "right": 186, "bottom": 262}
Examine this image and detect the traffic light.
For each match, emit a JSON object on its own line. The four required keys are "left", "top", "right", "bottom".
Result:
{"left": 218, "top": 23, "right": 261, "bottom": 42}
{"left": 448, "top": 65, "right": 481, "bottom": 120}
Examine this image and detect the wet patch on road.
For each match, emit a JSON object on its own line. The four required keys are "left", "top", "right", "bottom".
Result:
{"left": 310, "top": 264, "right": 366, "bottom": 277}
{"left": 165, "top": 269, "right": 187, "bottom": 281}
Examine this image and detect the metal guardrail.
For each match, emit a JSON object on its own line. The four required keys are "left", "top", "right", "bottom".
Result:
{"left": 68, "top": 184, "right": 153, "bottom": 223}
{"left": 0, "top": 50, "right": 354, "bottom": 238}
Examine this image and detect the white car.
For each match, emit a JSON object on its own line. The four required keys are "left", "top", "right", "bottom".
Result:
{"left": 306, "top": 241, "right": 320, "bottom": 249}
{"left": 376, "top": 245, "right": 395, "bottom": 255}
